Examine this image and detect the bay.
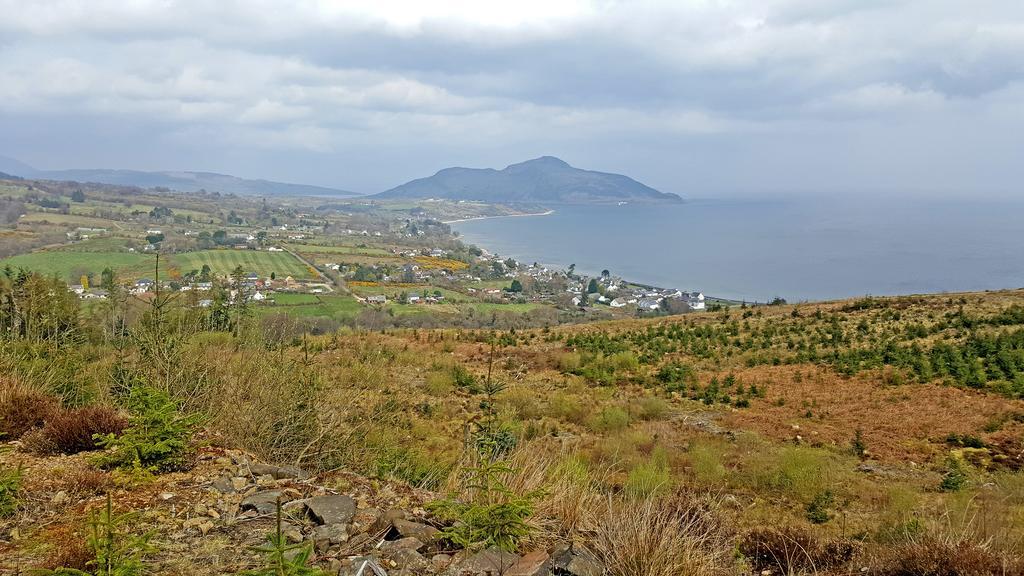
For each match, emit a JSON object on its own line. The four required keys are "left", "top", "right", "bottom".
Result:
{"left": 450, "top": 197, "right": 1024, "bottom": 302}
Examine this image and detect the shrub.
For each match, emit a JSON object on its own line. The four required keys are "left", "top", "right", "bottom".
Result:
{"left": 374, "top": 445, "right": 450, "bottom": 490}
{"left": 590, "top": 406, "right": 630, "bottom": 433}
{"left": 95, "top": 386, "right": 199, "bottom": 473}
{"left": 940, "top": 456, "right": 969, "bottom": 492}
{"left": 0, "top": 386, "right": 58, "bottom": 439}
{"left": 633, "top": 397, "right": 669, "bottom": 421}
{"left": 740, "top": 526, "right": 856, "bottom": 575}
{"left": 805, "top": 490, "right": 834, "bottom": 524}
{"left": 0, "top": 465, "right": 22, "bottom": 517}
{"left": 424, "top": 370, "right": 454, "bottom": 396}
{"left": 23, "top": 406, "right": 127, "bottom": 455}
{"left": 596, "top": 496, "right": 730, "bottom": 576}
{"left": 429, "top": 460, "right": 538, "bottom": 552}
{"left": 688, "top": 441, "right": 727, "bottom": 485}
{"left": 625, "top": 450, "right": 672, "bottom": 499}
{"left": 57, "top": 467, "right": 112, "bottom": 497}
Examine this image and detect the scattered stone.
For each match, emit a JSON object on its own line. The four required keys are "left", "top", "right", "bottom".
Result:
{"left": 312, "top": 523, "right": 349, "bottom": 552}
{"left": 381, "top": 536, "right": 424, "bottom": 552}
{"left": 432, "top": 554, "right": 452, "bottom": 571}
{"left": 305, "top": 494, "right": 356, "bottom": 526}
{"left": 386, "top": 548, "right": 430, "bottom": 572}
{"left": 240, "top": 490, "right": 285, "bottom": 515}
{"left": 212, "top": 476, "right": 234, "bottom": 493}
{"left": 231, "top": 477, "right": 249, "bottom": 492}
{"left": 352, "top": 507, "right": 381, "bottom": 532}
{"left": 339, "top": 556, "right": 389, "bottom": 576}
{"left": 371, "top": 508, "right": 408, "bottom": 534}
{"left": 506, "top": 550, "right": 551, "bottom": 576}
{"left": 548, "top": 544, "right": 603, "bottom": 576}
{"left": 275, "top": 465, "right": 309, "bottom": 480}
{"left": 256, "top": 474, "right": 276, "bottom": 487}
{"left": 392, "top": 519, "right": 440, "bottom": 545}
{"left": 446, "top": 548, "right": 520, "bottom": 576}
{"left": 52, "top": 491, "right": 69, "bottom": 505}
{"left": 281, "top": 522, "right": 303, "bottom": 544}
{"left": 157, "top": 492, "right": 176, "bottom": 501}
{"left": 346, "top": 532, "right": 372, "bottom": 551}
{"left": 247, "top": 463, "right": 278, "bottom": 477}
{"left": 182, "top": 517, "right": 215, "bottom": 535}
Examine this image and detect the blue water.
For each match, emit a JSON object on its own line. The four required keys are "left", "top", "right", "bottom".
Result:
{"left": 451, "top": 197, "right": 1024, "bottom": 302}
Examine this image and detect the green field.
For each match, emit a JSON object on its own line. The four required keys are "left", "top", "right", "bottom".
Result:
{"left": 0, "top": 250, "right": 161, "bottom": 282}
{"left": 173, "top": 250, "right": 314, "bottom": 279}
{"left": 287, "top": 243, "right": 393, "bottom": 256}
{"left": 256, "top": 294, "right": 362, "bottom": 318}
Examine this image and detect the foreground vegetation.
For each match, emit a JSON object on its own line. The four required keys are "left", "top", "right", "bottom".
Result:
{"left": 1, "top": 264, "right": 1023, "bottom": 574}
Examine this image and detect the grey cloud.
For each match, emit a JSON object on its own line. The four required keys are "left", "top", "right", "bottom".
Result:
{"left": 0, "top": 0, "right": 1021, "bottom": 196}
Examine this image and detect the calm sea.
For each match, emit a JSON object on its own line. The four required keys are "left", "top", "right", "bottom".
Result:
{"left": 450, "top": 197, "right": 1024, "bottom": 303}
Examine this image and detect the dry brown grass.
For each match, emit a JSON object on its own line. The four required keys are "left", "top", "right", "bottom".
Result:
{"left": 873, "top": 536, "right": 1024, "bottom": 576}
{"left": 0, "top": 380, "right": 58, "bottom": 440}
{"left": 720, "top": 364, "right": 1024, "bottom": 463}
{"left": 739, "top": 526, "right": 857, "bottom": 575}
{"left": 595, "top": 494, "right": 732, "bottom": 576}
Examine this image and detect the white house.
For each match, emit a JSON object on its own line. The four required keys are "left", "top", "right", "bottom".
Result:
{"left": 637, "top": 298, "right": 661, "bottom": 311}
{"left": 687, "top": 292, "right": 706, "bottom": 310}
{"left": 251, "top": 291, "right": 267, "bottom": 302}
{"left": 610, "top": 297, "right": 629, "bottom": 308}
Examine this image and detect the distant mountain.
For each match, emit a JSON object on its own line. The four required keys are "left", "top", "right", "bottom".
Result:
{"left": 374, "top": 156, "right": 681, "bottom": 204}
{"left": 0, "top": 156, "right": 358, "bottom": 197}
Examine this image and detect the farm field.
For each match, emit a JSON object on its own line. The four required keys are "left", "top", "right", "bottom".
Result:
{"left": 0, "top": 249, "right": 160, "bottom": 282}
{"left": 255, "top": 293, "right": 362, "bottom": 318}
{"left": 286, "top": 243, "right": 393, "bottom": 256}
{"left": 18, "top": 212, "right": 125, "bottom": 229}
{"left": 173, "top": 249, "right": 314, "bottom": 279}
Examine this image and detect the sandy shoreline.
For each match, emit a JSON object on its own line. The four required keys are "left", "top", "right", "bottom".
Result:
{"left": 442, "top": 209, "right": 555, "bottom": 224}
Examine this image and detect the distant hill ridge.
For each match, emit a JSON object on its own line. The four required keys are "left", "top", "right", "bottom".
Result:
{"left": 374, "top": 156, "right": 682, "bottom": 204}
{"left": 0, "top": 156, "right": 358, "bottom": 198}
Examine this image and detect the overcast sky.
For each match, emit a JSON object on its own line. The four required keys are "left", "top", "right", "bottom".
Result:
{"left": 0, "top": 0, "right": 1021, "bottom": 197}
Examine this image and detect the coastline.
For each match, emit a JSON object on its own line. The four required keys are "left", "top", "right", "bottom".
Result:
{"left": 442, "top": 209, "right": 554, "bottom": 225}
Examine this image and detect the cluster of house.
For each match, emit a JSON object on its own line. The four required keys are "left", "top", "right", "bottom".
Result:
{"left": 66, "top": 271, "right": 325, "bottom": 304}
{"left": 568, "top": 275, "right": 706, "bottom": 312}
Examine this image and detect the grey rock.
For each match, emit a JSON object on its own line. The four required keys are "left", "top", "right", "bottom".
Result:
{"left": 386, "top": 548, "right": 430, "bottom": 571}
{"left": 506, "top": 550, "right": 551, "bottom": 576}
{"left": 211, "top": 476, "right": 234, "bottom": 493}
{"left": 432, "top": 554, "right": 452, "bottom": 571}
{"left": 312, "top": 523, "right": 349, "bottom": 552}
{"left": 240, "top": 490, "right": 284, "bottom": 515}
{"left": 275, "top": 465, "right": 309, "bottom": 480}
{"left": 381, "top": 536, "right": 424, "bottom": 552}
{"left": 370, "top": 509, "right": 408, "bottom": 534}
{"left": 249, "top": 463, "right": 310, "bottom": 480}
{"left": 305, "top": 494, "right": 356, "bottom": 526}
{"left": 392, "top": 519, "right": 440, "bottom": 545}
{"left": 282, "top": 522, "right": 303, "bottom": 544}
{"left": 445, "top": 547, "right": 520, "bottom": 576}
{"left": 338, "top": 556, "right": 388, "bottom": 576}
{"left": 548, "top": 544, "right": 603, "bottom": 576}
{"left": 248, "top": 463, "right": 279, "bottom": 477}
{"left": 352, "top": 507, "right": 381, "bottom": 533}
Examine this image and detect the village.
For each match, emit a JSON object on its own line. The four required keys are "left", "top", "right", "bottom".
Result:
{"left": 64, "top": 238, "right": 709, "bottom": 317}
